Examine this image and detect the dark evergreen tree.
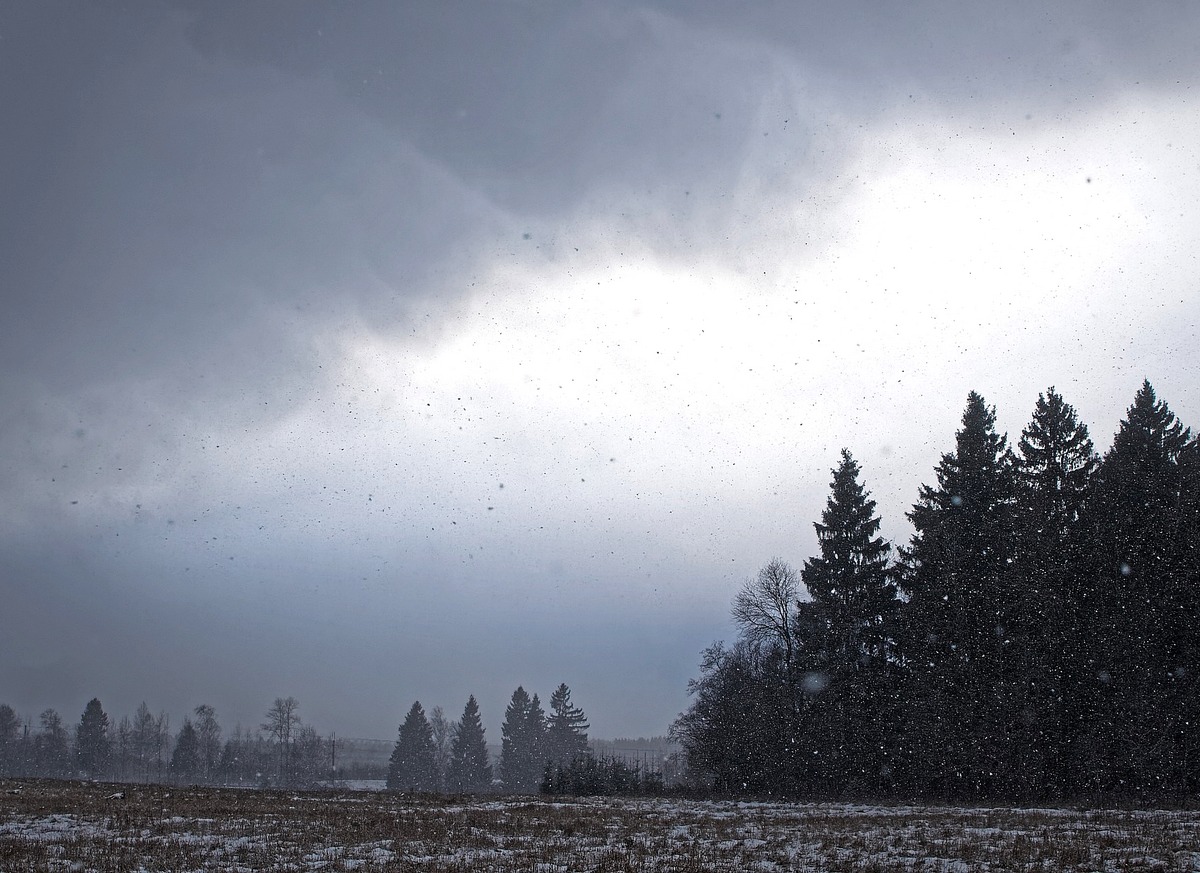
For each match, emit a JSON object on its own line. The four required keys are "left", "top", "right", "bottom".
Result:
{"left": 545, "top": 684, "right": 589, "bottom": 766}
{"left": 75, "top": 698, "right": 111, "bottom": 778}
{"left": 500, "top": 686, "right": 544, "bottom": 793}
{"left": 171, "top": 719, "right": 202, "bottom": 782}
{"left": 802, "top": 450, "right": 898, "bottom": 668}
{"left": 1078, "top": 381, "right": 1200, "bottom": 794}
{"left": 1015, "top": 388, "right": 1097, "bottom": 538}
{"left": 800, "top": 449, "right": 902, "bottom": 795}
{"left": 899, "top": 391, "right": 1017, "bottom": 797}
{"left": 1012, "top": 388, "right": 1097, "bottom": 797}
{"left": 447, "top": 695, "right": 492, "bottom": 793}
{"left": 387, "top": 701, "right": 438, "bottom": 792}
{"left": 525, "top": 693, "right": 547, "bottom": 777}
{"left": 541, "top": 753, "right": 657, "bottom": 796}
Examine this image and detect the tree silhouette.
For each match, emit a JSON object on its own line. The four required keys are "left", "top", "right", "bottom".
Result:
{"left": 447, "top": 695, "right": 492, "bottom": 792}
{"left": 900, "top": 392, "right": 1017, "bottom": 797}
{"left": 800, "top": 449, "right": 901, "bottom": 794}
{"left": 500, "top": 686, "right": 544, "bottom": 793}
{"left": 545, "top": 684, "right": 589, "bottom": 767}
{"left": 75, "top": 698, "right": 111, "bottom": 778}
{"left": 387, "top": 701, "right": 437, "bottom": 792}
{"left": 1012, "top": 388, "right": 1097, "bottom": 797}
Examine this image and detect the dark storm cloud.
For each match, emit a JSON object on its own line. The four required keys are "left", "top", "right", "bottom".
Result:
{"left": 1, "top": 2, "right": 512, "bottom": 398}
{"left": 5, "top": 0, "right": 1196, "bottom": 393}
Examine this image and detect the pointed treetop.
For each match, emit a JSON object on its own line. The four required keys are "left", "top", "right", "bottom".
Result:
{"left": 388, "top": 700, "right": 437, "bottom": 792}
{"left": 447, "top": 695, "right": 492, "bottom": 792}
{"left": 801, "top": 450, "right": 896, "bottom": 664}
{"left": 1015, "top": 386, "right": 1096, "bottom": 525}
{"left": 1110, "top": 379, "right": 1190, "bottom": 461}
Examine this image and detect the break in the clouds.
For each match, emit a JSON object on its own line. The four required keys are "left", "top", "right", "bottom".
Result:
{"left": 1, "top": 1, "right": 1198, "bottom": 740}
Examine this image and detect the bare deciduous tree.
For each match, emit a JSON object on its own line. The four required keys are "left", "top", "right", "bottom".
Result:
{"left": 262, "top": 697, "right": 301, "bottom": 784}
{"left": 731, "top": 557, "right": 801, "bottom": 672}
{"left": 429, "top": 705, "right": 454, "bottom": 792}
{"left": 193, "top": 704, "right": 222, "bottom": 783}
{"left": 130, "top": 703, "right": 169, "bottom": 782}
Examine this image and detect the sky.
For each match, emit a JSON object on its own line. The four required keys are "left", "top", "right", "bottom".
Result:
{"left": 2, "top": 1, "right": 1198, "bottom": 744}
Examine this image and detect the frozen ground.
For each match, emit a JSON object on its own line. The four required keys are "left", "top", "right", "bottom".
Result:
{"left": 2, "top": 779, "right": 1199, "bottom": 871}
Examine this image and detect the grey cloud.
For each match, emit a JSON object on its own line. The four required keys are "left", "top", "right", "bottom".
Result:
{"left": 1, "top": 0, "right": 1196, "bottom": 743}
{"left": 2, "top": 2, "right": 506, "bottom": 399}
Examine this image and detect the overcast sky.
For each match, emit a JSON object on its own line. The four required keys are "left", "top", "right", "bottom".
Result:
{"left": 2, "top": 1, "right": 1198, "bottom": 743}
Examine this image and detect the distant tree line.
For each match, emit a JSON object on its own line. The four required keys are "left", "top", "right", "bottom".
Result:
{"left": 673, "top": 381, "right": 1200, "bottom": 803}
{"left": 0, "top": 696, "right": 330, "bottom": 788}
{"left": 386, "top": 683, "right": 663, "bottom": 796}
{"left": 0, "top": 684, "right": 665, "bottom": 796}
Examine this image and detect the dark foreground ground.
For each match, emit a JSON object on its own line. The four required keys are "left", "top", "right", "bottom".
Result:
{"left": 3, "top": 778, "right": 1200, "bottom": 871}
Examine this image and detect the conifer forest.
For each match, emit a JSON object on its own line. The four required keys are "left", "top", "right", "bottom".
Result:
{"left": 672, "top": 381, "right": 1200, "bottom": 802}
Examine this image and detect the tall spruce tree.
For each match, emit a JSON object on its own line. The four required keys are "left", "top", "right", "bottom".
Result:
{"left": 545, "top": 684, "right": 589, "bottom": 766}
{"left": 1079, "top": 381, "right": 1200, "bottom": 794}
{"left": 1012, "top": 388, "right": 1097, "bottom": 797}
{"left": 800, "top": 450, "right": 901, "bottom": 794}
{"left": 802, "top": 450, "right": 897, "bottom": 668}
{"left": 388, "top": 701, "right": 438, "bottom": 792}
{"left": 500, "top": 686, "right": 544, "bottom": 792}
{"left": 447, "top": 695, "right": 492, "bottom": 793}
{"left": 900, "top": 391, "right": 1017, "bottom": 798}
{"left": 525, "top": 693, "right": 546, "bottom": 777}
{"left": 75, "top": 698, "right": 111, "bottom": 778}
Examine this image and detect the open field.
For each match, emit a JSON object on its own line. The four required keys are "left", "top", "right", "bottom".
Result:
{"left": 3, "top": 779, "right": 1200, "bottom": 871}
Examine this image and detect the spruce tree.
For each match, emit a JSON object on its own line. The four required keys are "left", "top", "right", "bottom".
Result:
{"left": 900, "top": 391, "right": 1017, "bottom": 797}
{"left": 75, "top": 698, "right": 111, "bottom": 778}
{"left": 802, "top": 450, "right": 897, "bottom": 668}
{"left": 447, "top": 695, "right": 492, "bottom": 793}
{"left": 526, "top": 694, "right": 547, "bottom": 779}
{"left": 500, "top": 686, "right": 544, "bottom": 793}
{"left": 1016, "top": 388, "right": 1097, "bottom": 537}
{"left": 1012, "top": 388, "right": 1097, "bottom": 797}
{"left": 800, "top": 449, "right": 900, "bottom": 794}
{"left": 545, "top": 684, "right": 589, "bottom": 766}
{"left": 1080, "top": 381, "right": 1199, "bottom": 793}
{"left": 387, "top": 701, "right": 437, "bottom": 792}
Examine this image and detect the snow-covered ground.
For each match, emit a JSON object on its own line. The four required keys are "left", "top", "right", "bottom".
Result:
{"left": 2, "top": 780, "right": 1199, "bottom": 871}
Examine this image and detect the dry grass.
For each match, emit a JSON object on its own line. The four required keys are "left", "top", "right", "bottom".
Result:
{"left": 2, "top": 778, "right": 1200, "bottom": 871}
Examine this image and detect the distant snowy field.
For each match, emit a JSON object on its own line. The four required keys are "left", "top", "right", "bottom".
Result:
{"left": 3, "top": 779, "right": 1199, "bottom": 871}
